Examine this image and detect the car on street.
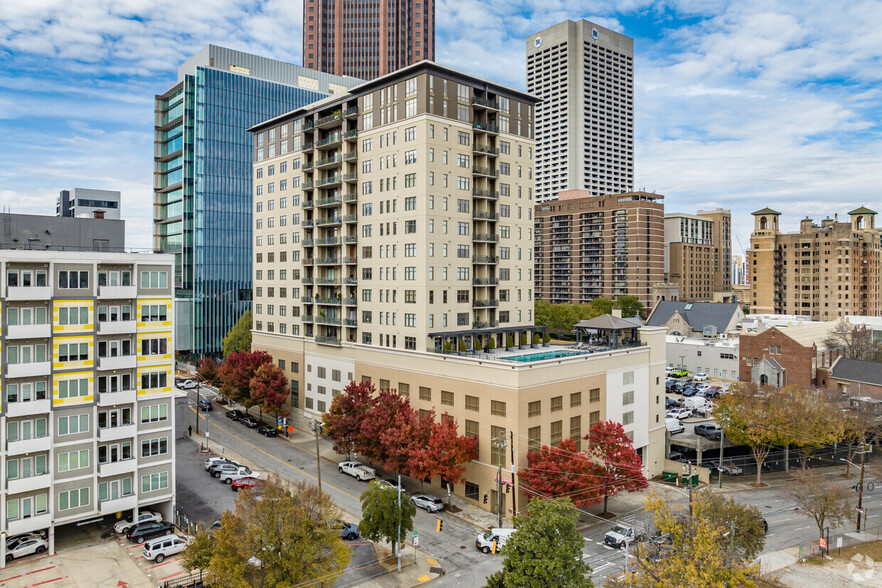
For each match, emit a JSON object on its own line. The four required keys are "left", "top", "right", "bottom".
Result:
{"left": 127, "top": 521, "right": 176, "bottom": 544}
{"left": 694, "top": 424, "right": 722, "bottom": 439}
{"left": 177, "top": 379, "right": 198, "bottom": 390}
{"left": 219, "top": 467, "right": 260, "bottom": 484}
{"left": 256, "top": 425, "right": 278, "bottom": 437}
{"left": 329, "top": 520, "right": 360, "bottom": 540}
{"left": 338, "top": 461, "right": 376, "bottom": 481}
{"left": 693, "top": 373, "right": 709, "bottom": 382}
{"left": 604, "top": 524, "right": 646, "bottom": 548}
{"left": 666, "top": 408, "right": 692, "bottom": 420}
{"left": 411, "top": 494, "right": 445, "bottom": 512}
{"left": 231, "top": 477, "right": 262, "bottom": 492}
{"left": 239, "top": 415, "right": 259, "bottom": 428}
{"left": 143, "top": 534, "right": 192, "bottom": 563}
{"left": 719, "top": 463, "right": 743, "bottom": 475}
{"left": 198, "top": 399, "right": 212, "bottom": 411}
{"left": 226, "top": 409, "right": 244, "bottom": 421}
{"left": 671, "top": 369, "right": 689, "bottom": 378}
{"left": 5, "top": 537, "right": 47, "bottom": 562}
{"left": 114, "top": 510, "right": 163, "bottom": 534}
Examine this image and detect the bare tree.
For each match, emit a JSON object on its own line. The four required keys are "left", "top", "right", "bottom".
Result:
{"left": 841, "top": 399, "right": 882, "bottom": 477}
{"left": 789, "top": 469, "right": 853, "bottom": 538}
{"left": 825, "top": 322, "right": 882, "bottom": 361}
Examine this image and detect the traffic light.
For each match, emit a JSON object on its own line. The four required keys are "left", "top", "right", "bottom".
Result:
{"left": 483, "top": 492, "right": 489, "bottom": 504}
{"left": 436, "top": 519, "right": 443, "bottom": 533}
{"left": 505, "top": 483, "right": 511, "bottom": 494}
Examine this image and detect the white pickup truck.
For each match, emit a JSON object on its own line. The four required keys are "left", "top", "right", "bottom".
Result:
{"left": 218, "top": 466, "right": 260, "bottom": 484}
{"left": 604, "top": 524, "right": 647, "bottom": 548}
{"left": 338, "top": 461, "right": 376, "bottom": 481}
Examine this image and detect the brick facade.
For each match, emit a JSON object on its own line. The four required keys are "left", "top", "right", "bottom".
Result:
{"left": 738, "top": 327, "right": 840, "bottom": 388}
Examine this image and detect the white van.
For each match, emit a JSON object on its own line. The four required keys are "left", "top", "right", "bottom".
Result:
{"left": 143, "top": 534, "right": 190, "bottom": 563}
{"left": 476, "top": 528, "right": 516, "bottom": 553}
{"left": 684, "top": 396, "right": 707, "bottom": 411}
{"left": 665, "top": 418, "right": 684, "bottom": 434}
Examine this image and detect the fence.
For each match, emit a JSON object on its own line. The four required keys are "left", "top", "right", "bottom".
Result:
{"left": 792, "top": 520, "right": 882, "bottom": 561}
{"left": 162, "top": 570, "right": 205, "bottom": 588}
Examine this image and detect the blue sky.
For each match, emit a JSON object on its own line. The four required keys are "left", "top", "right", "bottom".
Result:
{"left": 1, "top": 0, "right": 881, "bottom": 255}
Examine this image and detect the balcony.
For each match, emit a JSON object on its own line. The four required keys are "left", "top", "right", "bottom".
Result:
{"left": 5, "top": 399, "right": 51, "bottom": 417}
{"left": 302, "top": 315, "right": 315, "bottom": 323}
{"left": 472, "top": 189, "right": 499, "bottom": 200}
{"left": 5, "top": 361, "right": 51, "bottom": 379}
{"left": 316, "top": 112, "right": 342, "bottom": 129}
{"left": 472, "top": 97, "right": 500, "bottom": 110}
{"left": 316, "top": 175, "right": 342, "bottom": 188}
{"left": 316, "top": 236, "right": 342, "bottom": 246}
{"left": 6, "top": 286, "right": 53, "bottom": 301}
{"left": 7, "top": 513, "right": 52, "bottom": 537}
{"left": 315, "top": 216, "right": 342, "bottom": 227}
{"left": 342, "top": 172, "right": 358, "bottom": 183}
{"left": 302, "top": 277, "right": 315, "bottom": 285}
{"left": 98, "top": 458, "right": 138, "bottom": 478}
{"left": 344, "top": 106, "right": 358, "bottom": 118}
{"left": 316, "top": 277, "right": 341, "bottom": 286}
{"left": 472, "top": 255, "right": 499, "bottom": 264}
{"left": 343, "top": 318, "right": 357, "bottom": 327}
{"left": 316, "top": 336, "right": 341, "bottom": 346}
{"left": 98, "top": 285, "right": 137, "bottom": 299}
{"left": 6, "top": 323, "right": 51, "bottom": 339}
{"left": 473, "top": 144, "right": 500, "bottom": 157}
{"left": 98, "top": 388, "right": 137, "bottom": 407}
{"left": 98, "top": 355, "right": 137, "bottom": 371}
{"left": 342, "top": 297, "right": 357, "bottom": 306}
{"left": 301, "top": 296, "right": 314, "bottom": 303}
{"left": 473, "top": 233, "right": 499, "bottom": 243}
{"left": 98, "top": 423, "right": 137, "bottom": 442}
{"left": 316, "top": 134, "right": 342, "bottom": 150}
{"left": 316, "top": 315, "right": 342, "bottom": 326}
{"left": 8, "top": 435, "right": 52, "bottom": 456}
{"left": 7, "top": 473, "right": 51, "bottom": 495}
{"left": 316, "top": 196, "right": 343, "bottom": 208}
{"left": 342, "top": 235, "right": 358, "bottom": 244}
{"left": 343, "top": 256, "right": 357, "bottom": 264}
{"left": 473, "top": 211, "right": 499, "bottom": 221}
{"left": 342, "top": 193, "right": 358, "bottom": 203}
{"left": 302, "top": 258, "right": 315, "bottom": 266}
{"left": 302, "top": 200, "right": 315, "bottom": 209}
{"left": 315, "top": 155, "right": 342, "bottom": 169}
{"left": 473, "top": 166, "right": 499, "bottom": 178}
{"left": 472, "top": 122, "right": 499, "bottom": 134}
{"left": 97, "top": 320, "right": 137, "bottom": 335}
{"left": 315, "top": 257, "right": 339, "bottom": 266}
{"left": 99, "top": 494, "right": 138, "bottom": 515}
{"left": 343, "top": 277, "right": 357, "bottom": 286}
{"left": 302, "top": 119, "right": 315, "bottom": 131}
{"left": 473, "top": 277, "right": 499, "bottom": 286}
{"left": 473, "top": 299, "right": 499, "bottom": 308}
{"left": 343, "top": 129, "right": 358, "bottom": 140}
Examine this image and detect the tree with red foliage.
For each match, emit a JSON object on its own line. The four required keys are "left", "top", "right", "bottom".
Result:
{"left": 218, "top": 351, "right": 272, "bottom": 408}
{"left": 382, "top": 407, "right": 433, "bottom": 477}
{"left": 250, "top": 362, "right": 290, "bottom": 419}
{"left": 517, "top": 437, "right": 603, "bottom": 509}
{"left": 322, "top": 381, "right": 377, "bottom": 459}
{"left": 197, "top": 357, "right": 221, "bottom": 387}
{"left": 408, "top": 413, "right": 478, "bottom": 493}
{"left": 587, "top": 420, "right": 648, "bottom": 514}
{"left": 357, "top": 389, "right": 415, "bottom": 468}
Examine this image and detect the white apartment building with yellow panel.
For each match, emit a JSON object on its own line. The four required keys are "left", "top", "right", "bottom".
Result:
{"left": 0, "top": 251, "right": 175, "bottom": 566}
{"left": 249, "top": 62, "right": 666, "bottom": 516}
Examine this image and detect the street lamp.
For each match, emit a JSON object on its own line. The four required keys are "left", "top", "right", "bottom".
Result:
{"left": 841, "top": 451, "right": 870, "bottom": 532}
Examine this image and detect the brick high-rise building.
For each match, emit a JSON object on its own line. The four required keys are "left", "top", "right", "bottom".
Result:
{"left": 303, "top": 0, "right": 435, "bottom": 80}
{"left": 526, "top": 20, "right": 634, "bottom": 203}
{"left": 750, "top": 207, "right": 882, "bottom": 319}
{"left": 534, "top": 190, "right": 664, "bottom": 308}
{"left": 664, "top": 209, "right": 732, "bottom": 301}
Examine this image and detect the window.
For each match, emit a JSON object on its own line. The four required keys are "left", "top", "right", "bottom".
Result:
{"left": 6, "top": 269, "right": 47, "bottom": 287}
{"left": 441, "top": 390, "right": 454, "bottom": 406}
{"left": 405, "top": 173, "right": 416, "bottom": 187}
{"left": 528, "top": 400, "right": 541, "bottom": 417}
{"left": 590, "top": 388, "right": 601, "bottom": 403}
{"left": 457, "top": 176, "right": 469, "bottom": 190}
{"left": 58, "top": 378, "right": 89, "bottom": 399}
{"left": 465, "top": 420, "right": 479, "bottom": 453}
{"left": 420, "top": 386, "right": 432, "bottom": 401}
{"left": 141, "top": 437, "right": 169, "bottom": 457}
{"left": 405, "top": 196, "right": 416, "bottom": 210}
{"left": 7, "top": 343, "right": 48, "bottom": 364}
{"left": 570, "top": 416, "right": 582, "bottom": 448}
{"left": 140, "top": 403, "right": 169, "bottom": 423}
{"left": 58, "top": 270, "right": 89, "bottom": 289}
{"left": 56, "top": 414, "right": 86, "bottom": 436}
{"left": 405, "top": 267, "right": 416, "bottom": 280}
{"left": 465, "top": 482, "right": 480, "bottom": 501}
{"left": 550, "top": 421, "right": 563, "bottom": 447}
{"left": 456, "top": 290, "right": 469, "bottom": 303}
{"left": 141, "top": 338, "right": 169, "bottom": 356}
{"left": 457, "top": 153, "right": 470, "bottom": 168}
{"left": 6, "top": 306, "right": 49, "bottom": 326}
{"left": 141, "top": 472, "right": 169, "bottom": 492}
{"left": 6, "top": 454, "right": 48, "bottom": 480}
{"left": 405, "top": 150, "right": 417, "bottom": 164}
{"left": 491, "top": 400, "right": 506, "bottom": 417}
{"left": 405, "top": 336, "right": 416, "bottom": 350}
{"left": 58, "top": 449, "right": 90, "bottom": 472}
{"left": 140, "top": 304, "right": 168, "bottom": 322}
{"left": 465, "top": 395, "right": 479, "bottom": 411}
{"left": 140, "top": 371, "right": 168, "bottom": 390}
{"left": 551, "top": 396, "right": 563, "bottom": 412}
{"left": 404, "top": 313, "right": 416, "bottom": 327}
{"left": 6, "top": 381, "right": 48, "bottom": 404}
{"left": 458, "top": 131, "right": 470, "bottom": 145}
{"left": 589, "top": 411, "right": 601, "bottom": 429}
{"left": 97, "top": 270, "right": 132, "bottom": 287}
{"left": 405, "top": 220, "right": 417, "bottom": 233}
{"left": 622, "top": 411, "right": 634, "bottom": 426}
{"left": 405, "top": 126, "right": 416, "bottom": 141}
{"left": 570, "top": 392, "right": 582, "bottom": 407}
{"left": 528, "top": 426, "right": 541, "bottom": 453}
{"left": 58, "top": 342, "right": 89, "bottom": 362}
{"left": 140, "top": 271, "right": 168, "bottom": 289}
{"left": 99, "top": 478, "right": 133, "bottom": 502}
{"left": 623, "top": 371, "right": 635, "bottom": 386}
{"left": 58, "top": 487, "right": 90, "bottom": 511}
{"left": 623, "top": 390, "right": 634, "bottom": 405}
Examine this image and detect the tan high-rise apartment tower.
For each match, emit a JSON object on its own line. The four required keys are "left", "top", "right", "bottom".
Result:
{"left": 664, "top": 209, "right": 732, "bottom": 301}
{"left": 750, "top": 207, "right": 882, "bottom": 319}
{"left": 303, "top": 0, "right": 434, "bottom": 80}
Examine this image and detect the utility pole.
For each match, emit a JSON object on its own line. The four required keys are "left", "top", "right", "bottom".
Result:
{"left": 494, "top": 432, "right": 508, "bottom": 528}
{"left": 397, "top": 472, "right": 402, "bottom": 572}
{"left": 312, "top": 420, "right": 323, "bottom": 492}
{"left": 857, "top": 444, "right": 867, "bottom": 532}
{"left": 718, "top": 425, "right": 725, "bottom": 489}
{"left": 688, "top": 462, "right": 694, "bottom": 518}
{"left": 509, "top": 430, "right": 516, "bottom": 516}
{"left": 195, "top": 379, "right": 201, "bottom": 435}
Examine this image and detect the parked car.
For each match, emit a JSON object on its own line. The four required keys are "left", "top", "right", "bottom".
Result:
{"left": 668, "top": 451, "right": 686, "bottom": 462}
{"left": 411, "top": 494, "right": 445, "bottom": 512}
{"left": 671, "top": 369, "right": 689, "bottom": 378}
{"left": 177, "top": 379, "right": 198, "bottom": 390}
{"left": 211, "top": 463, "right": 245, "bottom": 479}
{"left": 665, "top": 367, "right": 674, "bottom": 375}
{"left": 5, "top": 537, "right": 47, "bottom": 562}
{"left": 205, "top": 457, "right": 236, "bottom": 472}
{"left": 143, "top": 534, "right": 191, "bottom": 563}
{"left": 682, "top": 387, "right": 700, "bottom": 397}
{"left": 719, "top": 463, "right": 743, "bottom": 475}
{"left": 693, "top": 373, "right": 709, "bottom": 382}
{"left": 666, "top": 408, "right": 692, "bottom": 420}
{"left": 219, "top": 467, "right": 260, "bottom": 484}
{"left": 114, "top": 510, "right": 162, "bottom": 534}
{"left": 6, "top": 533, "right": 46, "bottom": 551}
{"left": 665, "top": 397, "right": 679, "bottom": 409}
{"left": 379, "top": 479, "right": 406, "bottom": 493}
{"left": 694, "top": 424, "right": 721, "bottom": 439}
{"left": 226, "top": 409, "right": 244, "bottom": 421}
{"left": 338, "top": 461, "right": 376, "bottom": 481}
{"left": 694, "top": 403, "right": 715, "bottom": 418}
{"left": 127, "top": 521, "right": 176, "bottom": 544}
{"left": 198, "top": 399, "right": 212, "bottom": 411}
{"left": 684, "top": 397, "right": 707, "bottom": 411}
{"left": 256, "top": 425, "right": 278, "bottom": 437}
{"left": 329, "top": 520, "right": 360, "bottom": 540}
{"left": 231, "top": 477, "right": 262, "bottom": 492}
{"left": 605, "top": 524, "right": 646, "bottom": 548}
{"left": 705, "top": 386, "right": 722, "bottom": 398}
{"left": 665, "top": 418, "right": 685, "bottom": 435}
{"left": 239, "top": 416, "right": 259, "bottom": 428}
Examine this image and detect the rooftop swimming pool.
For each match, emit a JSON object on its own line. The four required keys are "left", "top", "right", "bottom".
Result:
{"left": 507, "top": 349, "right": 588, "bottom": 362}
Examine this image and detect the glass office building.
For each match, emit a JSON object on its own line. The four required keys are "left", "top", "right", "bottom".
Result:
{"left": 154, "top": 45, "right": 360, "bottom": 356}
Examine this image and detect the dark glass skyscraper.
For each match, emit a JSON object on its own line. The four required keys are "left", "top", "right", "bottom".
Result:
{"left": 154, "top": 45, "right": 361, "bottom": 356}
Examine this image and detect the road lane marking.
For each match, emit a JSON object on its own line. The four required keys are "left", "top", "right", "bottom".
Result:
{"left": 189, "top": 406, "right": 360, "bottom": 501}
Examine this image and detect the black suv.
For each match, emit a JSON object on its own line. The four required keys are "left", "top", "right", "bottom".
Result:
{"left": 127, "top": 521, "right": 176, "bottom": 543}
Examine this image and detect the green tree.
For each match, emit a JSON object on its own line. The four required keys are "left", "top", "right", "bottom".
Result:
{"left": 183, "top": 477, "right": 349, "bottom": 586}
{"left": 180, "top": 529, "right": 214, "bottom": 573}
{"left": 783, "top": 386, "right": 846, "bottom": 469}
{"left": 359, "top": 479, "right": 416, "bottom": 556}
{"left": 699, "top": 492, "right": 766, "bottom": 561}
{"left": 614, "top": 296, "right": 645, "bottom": 319}
{"left": 222, "top": 311, "right": 253, "bottom": 357}
{"left": 486, "top": 498, "right": 592, "bottom": 588}
{"left": 789, "top": 468, "right": 853, "bottom": 538}
{"left": 583, "top": 298, "right": 613, "bottom": 319}
{"left": 611, "top": 492, "right": 761, "bottom": 587}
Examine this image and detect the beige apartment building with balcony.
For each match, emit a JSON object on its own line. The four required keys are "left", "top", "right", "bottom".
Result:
{"left": 249, "top": 62, "right": 666, "bottom": 515}
{"left": 0, "top": 251, "right": 175, "bottom": 566}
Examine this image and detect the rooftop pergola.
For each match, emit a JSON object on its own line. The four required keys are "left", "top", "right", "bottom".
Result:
{"left": 573, "top": 314, "right": 641, "bottom": 350}
{"left": 428, "top": 325, "right": 548, "bottom": 354}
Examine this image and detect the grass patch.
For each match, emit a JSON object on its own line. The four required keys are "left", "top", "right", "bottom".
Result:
{"left": 830, "top": 538, "right": 882, "bottom": 562}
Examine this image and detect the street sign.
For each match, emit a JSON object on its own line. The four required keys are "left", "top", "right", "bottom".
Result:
{"left": 836, "top": 537, "right": 843, "bottom": 548}
{"left": 287, "top": 426, "right": 294, "bottom": 434}
{"left": 413, "top": 531, "right": 419, "bottom": 547}
{"left": 205, "top": 432, "right": 210, "bottom": 438}
{"left": 819, "top": 537, "right": 827, "bottom": 550}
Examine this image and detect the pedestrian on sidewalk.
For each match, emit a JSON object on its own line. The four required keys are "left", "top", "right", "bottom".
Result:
{"left": 188, "top": 424, "right": 192, "bottom": 437}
